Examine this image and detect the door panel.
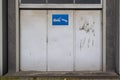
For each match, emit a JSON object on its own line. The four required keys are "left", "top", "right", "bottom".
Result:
{"left": 48, "top": 10, "right": 74, "bottom": 71}
{"left": 20, "top": 10, "right": 47, "bottom": 71}
{"left": 20, "top": 10, "right": 102, "bottom": 71}
{"left": 75, "top": 10, "right": 102, "bottom": 71}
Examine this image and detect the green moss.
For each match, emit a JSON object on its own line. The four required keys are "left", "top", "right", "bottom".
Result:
{"left": 0, "top": 77, "right": 20, "bottom": 80}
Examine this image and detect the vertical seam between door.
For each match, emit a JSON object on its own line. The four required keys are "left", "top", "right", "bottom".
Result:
{"left": 46, "top": 10, "right": 48, "bottom": 71}
{"left": 73, "top": 10, "right": 76, "bottom": 71}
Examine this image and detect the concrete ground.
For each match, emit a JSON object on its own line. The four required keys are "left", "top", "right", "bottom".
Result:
{"left": 0, "top": 77, "right": 120, "bottom": 80}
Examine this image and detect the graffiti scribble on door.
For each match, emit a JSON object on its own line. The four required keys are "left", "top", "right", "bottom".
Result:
{"left": 79, "top": 16, "right": 96, "bottom": 50}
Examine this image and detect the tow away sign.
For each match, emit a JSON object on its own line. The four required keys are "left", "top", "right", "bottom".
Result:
{"left": 52, "top": 14, "right": 69, "bottom": 26}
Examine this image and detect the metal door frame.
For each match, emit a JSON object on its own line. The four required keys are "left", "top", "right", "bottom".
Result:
{"left": 0, "top": 0, "right": 7, "bottom": 76}
{"left": 0, "top": 0, "right": 3, "bottom": 76}
{"left": 0, "top": 0, "right": 117, "bottom": 77}
{"left": 0, "top": 0, "right": 116, "bottom": 77}
{"left": 15, "top": 0, "right": 106, "bottom": 72}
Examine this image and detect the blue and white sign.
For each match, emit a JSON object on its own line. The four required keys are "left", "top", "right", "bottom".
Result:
{"left": 52, "top": 14, "right": 69, "bottom": 26}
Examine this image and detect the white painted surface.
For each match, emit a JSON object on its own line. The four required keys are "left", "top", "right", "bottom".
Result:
{"left": 20, "top": 4, "right": 102, "bottom": 9}
{"left": 20, "top": 10, "right": 47, "bottom": 71}
{"left": 0, "top": 0, "right": 2, "bottom": 76}
{"left": 20, "top": 10, "right": 102, "bottom": 71}
{"left": 75, "top": 11, "right": 102, "bottom": 71}
{"left": 48, "top": 11, "right": 74, "bottom": 71}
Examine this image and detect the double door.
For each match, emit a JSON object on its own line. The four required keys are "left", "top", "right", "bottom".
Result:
{"left": 20, "top": 10, "right": 102, "bottom": 71}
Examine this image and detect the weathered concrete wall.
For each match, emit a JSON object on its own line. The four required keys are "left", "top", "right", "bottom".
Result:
{"left": 8, "top": 0, "right": 16, "bottom": 73}
{"left": 106, "top": 0, "right": 116, "bottom": 71}
{"left": 115, "top": 0, "right": 120, "bottom": 74}
{"left": 0, "top": 77, "right": 119, "bottom": 80}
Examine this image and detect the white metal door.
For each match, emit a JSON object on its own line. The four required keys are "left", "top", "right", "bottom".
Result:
{"left": 48, "top": 10, "right": 74, "bottom": 71}
{"left": 20, "top": 10, "right": 47, "bottom": 71}
{"left": 20, "top": 10, "right": 102, "bottom": 71}
{"left": 75, "top": 10, "right": 102, "bottom": 71}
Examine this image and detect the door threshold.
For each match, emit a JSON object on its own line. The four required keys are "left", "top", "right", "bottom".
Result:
{"left": 5, "top": 71, "right": 119, "bottom": 78}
